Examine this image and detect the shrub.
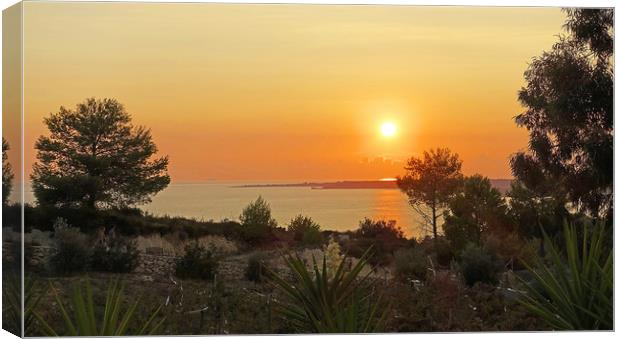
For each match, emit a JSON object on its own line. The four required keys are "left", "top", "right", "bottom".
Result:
{"left": 175, "top": 241, "right": 219, "bottom": 280}
{"left": 518, "top": 238, "right": 541, "bottom": 270}
{"left": 239, "top": 196, "right": 278, "bottom": 244}
{"left": 346, "top": 218, "right": 407, "bottom": 265}
{"left": 136, "top": 233, "right": 238, "bottom": 257}
{"left": 192, "top": 235, "right": 238, "bottom": 254}
{"left": 287, "top": 215, "right": 323, "bottom": 247}
{"left": 91, "top": 232, "right": 140, "bottom": 273}
{"left": 419, "top": 236, "right": 454, "bottom": 267}
{"left": 427, "top": 270, "right": 461, "bottom": 299}
{"left": 29, "top": 205, "right": 106, "bottom": 233}
{"left": 267, "top": 249, "right": 387, "bottom": 333}
{"left": 2, "top": 203, "right": 22, "bottom": 231}
{"left": 358, "top": 218, "right": 404, "bottom": 239}
{"left": 434, "top": 237, "right": 454, "bottom": 267}
{"left": 3, "top": 274, "right": 49, "bottom": 336}
{"left": 442, "top": 216, "right": 477, "bottom": 255}
{"left": 301, "top": 227, "right": 323, "bottom": 247}
{"left": 23, "top": 204, "right": 244, "bottom": 240}
{"left": 483, "top": 232, "right": 529, "bottom": 270}
{"left": 518, "top": 221, "right": 612, "bottom": 330}
{"left": 341, "top": 238, "right": 369, "bottom": 260}
{"left": 38, "top": 279, "right": 164, "bottom": 336}
{"left": 442, "top": 174, "right": 512, "bottom": 254}
{"left": 2, "top": 228, "right": 38, "bottom": 270}
{"left": 459, "top": 243, "right": 502, "bottom": 287}
{"left": 245, "top": 253, "right": 268, "bottom": 283}
{"left": 49, "top": 218, "right": 92, "bottom": 274}
{"left": 394, "top": 247, "right": 428, "bottom": 281}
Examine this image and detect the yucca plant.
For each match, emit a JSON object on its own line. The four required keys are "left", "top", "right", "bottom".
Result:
{"left": 35, "top": 278, "right": 165, "bottom": 336}
{"left": 2, "top": 273, "right": 49, "bottom": 336}
{"left": 267, "top": 248, "right": 387, "bottom": 333}
{"left": 518, "top": 221, "right": 612, "bottom": 330}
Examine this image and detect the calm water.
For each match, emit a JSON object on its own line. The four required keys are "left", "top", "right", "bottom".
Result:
{"left": 23, "top": 182, "right": 427, "bottom": 238}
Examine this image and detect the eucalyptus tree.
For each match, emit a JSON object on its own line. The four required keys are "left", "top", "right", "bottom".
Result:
{"left": 511, "top": 9, "right": 613, "bottom": 220}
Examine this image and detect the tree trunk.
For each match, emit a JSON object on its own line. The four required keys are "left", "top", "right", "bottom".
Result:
{"left": 432, "top": 202, "right": 438, "bottom": 240}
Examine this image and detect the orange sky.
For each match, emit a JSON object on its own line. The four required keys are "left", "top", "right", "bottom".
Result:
{"left": 16, "top": 3, "right": 567, "bottom": 182}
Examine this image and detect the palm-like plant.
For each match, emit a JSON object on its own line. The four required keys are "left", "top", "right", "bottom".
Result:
{"left": 2, "top": 274, "right": 49, "bottom": 336}
{"left": 35, "top": 278, "right": 165, "bottom": 336}
{"left": 267, "top": 248, "right": 387, "bottom": 333}
{"left": 519, "top": 221, "right": 612, "bottom": 330}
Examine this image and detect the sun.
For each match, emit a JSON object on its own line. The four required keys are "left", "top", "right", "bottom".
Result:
{"left": 380, "top": 122, "right": 397, "bottom": 137}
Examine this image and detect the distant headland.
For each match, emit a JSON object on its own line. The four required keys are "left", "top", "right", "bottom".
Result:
{"left": 231, "top": 179, "right": 513, "bottom": 193}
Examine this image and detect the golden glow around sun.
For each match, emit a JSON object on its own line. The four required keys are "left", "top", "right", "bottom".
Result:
{"left": 380, "top": 122, "right": 397, "bottom": 137}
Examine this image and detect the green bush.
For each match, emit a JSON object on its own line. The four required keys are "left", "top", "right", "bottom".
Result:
{"left": 239, "top": 196, "right": 278, "bottom": 244}
{"left": 91, "top": 233, "right": 140, "bottom": 273}
{"left": 419, "top": 236, "right": 454, "bottom": 267}
{"left": 244, "top": 253, "right": 268, "bottom": 283}
{"left": 442, "top": 174, "right": 511, "bottom": 254}
{"left": 442, "top": 217, "right": 477, "bottom": 255}
{"left": 49, "top": 218, "right": 92, "bottom": 274}
{"left": 394, "top": 247, "right": 428, "bottom": 281}
{"left": 287, "top": 215, "right": 324, "bottom": 247}
{"left": 459, "top": 243, "right": 502, "bottom": 287}
{"left": 22, "top": 205, "right": 243, "bottom": 240}
{"left": 175, "top": 241, "right": 219, "bottom": 280}
{"left": 301, "top": 227, "right": 323, "bottom": 247}
{"left": 483, "top": 232, "right": 531, "bottom": 270}
{"left": 346, "top": 218, "right": 407, "bottom": 265}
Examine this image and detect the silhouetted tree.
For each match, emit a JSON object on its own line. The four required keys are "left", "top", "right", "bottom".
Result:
{"left": 506, "top": 180, "right": 569, "bottom": 242}
{"left": 443, "top": 174, "right": 511, "bottom": 254}
{"left": 239, "top": 196, "right": 278, "bottom": 244}
{"left": 31, "top": 98, "right": 170, "bottom": 210}
{"left": 2, "top": 137, "right": 14, "bottom": 206}
{"left": 397, "top": 148, "right": 463, "bottom": 240}
{"left": 511, "top": 9, "right": 613, "bottom": 220}
{"left": 564, "top": 8, "right": 613, "bottom": 59}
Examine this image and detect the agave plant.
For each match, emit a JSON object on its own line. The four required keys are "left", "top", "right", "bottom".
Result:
{"left": 518, "top": 221, "right": 612, "bottom": 330}
{"left": 35, "top": 278, "right": 165, "bottom": 336}
{"left": 267, "top": 248, "right": 387, "bottom": 333}
{"left": 2, "top": 273, "right": 49, "bottom": 336}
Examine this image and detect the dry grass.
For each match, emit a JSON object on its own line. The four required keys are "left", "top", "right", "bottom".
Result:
{"left": 135, "top": 233, "right": 239, "bottom": 256}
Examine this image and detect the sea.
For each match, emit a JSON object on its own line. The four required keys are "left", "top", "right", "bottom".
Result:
{"left": 22, "top": 181, "right": 428, "bottom": 239}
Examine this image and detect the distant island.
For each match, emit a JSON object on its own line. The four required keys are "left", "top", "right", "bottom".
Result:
{"left": 232, "top": 179, "right": 513, "bottom": 193}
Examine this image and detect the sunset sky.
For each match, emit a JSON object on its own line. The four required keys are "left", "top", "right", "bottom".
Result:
{"left": 17, "top": 3, "right": 567, "bottom": 182}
